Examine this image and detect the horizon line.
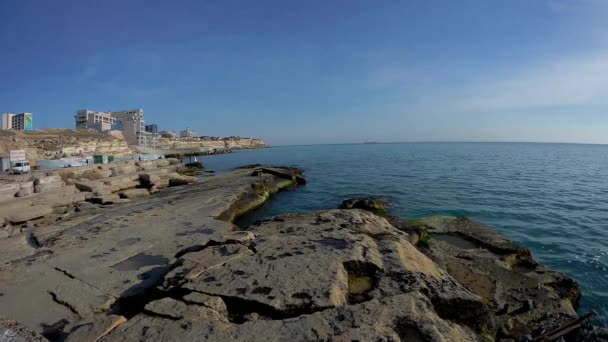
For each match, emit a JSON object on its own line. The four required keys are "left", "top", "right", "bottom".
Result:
{"left": 269, "top": 141, "right": 608, "bottom": 147}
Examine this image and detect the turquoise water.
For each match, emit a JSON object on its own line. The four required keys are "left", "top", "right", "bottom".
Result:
{"left": 200, "top": 143, "right": 608, "bottom": 322}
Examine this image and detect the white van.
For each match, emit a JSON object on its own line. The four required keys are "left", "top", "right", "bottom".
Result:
{"left": 12, "top": 161, "right": 31, "bottom": 174}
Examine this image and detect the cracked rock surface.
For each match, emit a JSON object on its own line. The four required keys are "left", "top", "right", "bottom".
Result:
{"left": 0, "top": 166, "right": 301, "bottom": 340}
{"left": 0, "top": 167, "right": 586, "bottom": 341}
{"left": 95, "top": 209, "right": 488, "bottom": 342}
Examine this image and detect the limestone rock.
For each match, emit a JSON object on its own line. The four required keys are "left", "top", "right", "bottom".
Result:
{"left": 339, "top": 197, "right": 386, "bottom": 215}
{"left": 34, "top": 175, "right": 63, "bottom": 186}
{"left": 89, "top": 194, "right": 121, "bottom": 205}
{"left": 118, "top": 188, "right": 150, "bottom": 199}
{"left": 409, "top": 216, "right": 581, "bottom": 340}
{"left": 7, "top": 205, "right": 53, "bottom": 223}
{"left": 0, "top": 316, "right": 46, "bottom": 342}
{"left": 65, "top": 314, "right": 126, "bottom": 342}
{"left": 15, "top": 186, "right": 34, "bottom": 197}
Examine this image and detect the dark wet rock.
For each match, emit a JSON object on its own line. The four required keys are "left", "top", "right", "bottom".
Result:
{"left": 339, "top": 197, "right": 386, "bottom": 215}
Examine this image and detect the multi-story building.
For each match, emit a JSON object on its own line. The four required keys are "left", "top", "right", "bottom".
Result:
{"left": 75, "top": 109, "right": 117, "bottom": 132}
{"left": 75, "top": 108, "right": 158, "bottom": 148}
{"left": 180, "top": 128, "right": 197, "bottom": 138}
{"left": 110, "top": 109, "right": 146, "bottom": 146}
{"left": 2, "top": 112, "right": 33, "bottom": 130}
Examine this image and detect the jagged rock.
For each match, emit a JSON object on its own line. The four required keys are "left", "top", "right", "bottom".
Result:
{"left": 408, "top": 216, "right": 581, "bottom": 340}
{"left": 178, "top": 210, "right": 493, "bottom": 338}
{"left": 339, "top": 197, "right": 386, "bottom": 215}
{"left": 181, "top": 292, "right": 228, "bottom": 317}
{"left": 165, "top": 244, "right": 255, "bottom": 285}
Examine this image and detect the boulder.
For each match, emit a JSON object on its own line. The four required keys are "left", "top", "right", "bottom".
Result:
{"left": 110, "top": 164, "right": 137, "bottom": 176}
{"left": 169, "top": 175, "right": 197, "bottom": 187}
{"left": 81, "top": 168, "right": 112, "bottom": 180}
{"left": 7, "top": 205, "right": 53, "bottom": 223}
{"left": 139, "top": 173, "right": 161, "bottom": 187}
{"left": 31, "top": 185, "right": 86, "bottom": 208}
{"left": 34, "top": 182, "right": 65, "bottom": 193}
{"left": 0, "top": 182, "right": 22, "bottom": 201}
{"left": 15, "top": 184, "right": 34, "bottom": 197}
{"left": 119, "top": 188, "right": 150, "bottom": 199}
{"left": 339, "top": 197, "right": 386, "bottom": 215}
{"left": 33, "top": 175, "right": 63, "bottom": 186}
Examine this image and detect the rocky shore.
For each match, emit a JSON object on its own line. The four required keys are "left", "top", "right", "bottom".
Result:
{"left": 0, "top": 165, "right": 604, "bottom": 341}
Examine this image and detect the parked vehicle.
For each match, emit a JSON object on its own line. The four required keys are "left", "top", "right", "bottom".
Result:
{"left": 12, "top": 161, "right": 30, "bottom": 174}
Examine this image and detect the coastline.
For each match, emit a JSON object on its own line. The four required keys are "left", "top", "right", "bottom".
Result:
{"left": 0, "top": 164, "right": 602, "bottom": 341}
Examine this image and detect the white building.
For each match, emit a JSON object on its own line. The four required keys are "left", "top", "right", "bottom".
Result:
{"left": 75, "top": 109, "right": 117, "bottom": 132}
{"left": 75, "top": 108, "right": 158, "bottom": 148}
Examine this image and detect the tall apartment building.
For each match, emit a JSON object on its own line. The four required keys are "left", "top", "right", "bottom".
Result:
{"left": 2, "top": 112, "right": 33, "bottom": 130}
{"left": 75, "top": 109, "right": 117, "bottom": 132}
{"left": 75, "top": 108, "right": 158, "bottom": 148}
{"left": 110, "top": 109, "right": 146, "bottom": 146}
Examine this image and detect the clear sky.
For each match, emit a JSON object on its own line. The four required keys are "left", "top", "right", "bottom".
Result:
{"left": 1, "top": 0, "right": 607, "bottom": 145}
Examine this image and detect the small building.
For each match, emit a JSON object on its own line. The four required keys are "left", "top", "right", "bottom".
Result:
{"left": 2, "top": 112, "right": 33, "bottom": 130}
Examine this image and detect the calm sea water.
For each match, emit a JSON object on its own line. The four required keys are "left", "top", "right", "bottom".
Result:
{"left": 200, "top": 143, "right": 608, "bottom": 322}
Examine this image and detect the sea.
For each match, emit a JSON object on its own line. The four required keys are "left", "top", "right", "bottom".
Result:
{"left": 199, "top": 142, "right": 608, "bottom": 323}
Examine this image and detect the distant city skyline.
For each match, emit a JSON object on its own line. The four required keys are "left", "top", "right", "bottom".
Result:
{"left": 1, "top": 0, "right": 608, "bottom": 145}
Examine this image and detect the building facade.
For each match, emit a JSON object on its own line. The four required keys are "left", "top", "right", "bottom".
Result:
{"left": 145, "top": 124, "right": 158, "bottom": 133}
{"left": 2, "top": 112, "right": 33, "bottom": 130}
{"left": 75, "top": 108, "right": 158, "bottom": 148}
{"left": 75, "top": 109, "right": 117, "bottom": 132}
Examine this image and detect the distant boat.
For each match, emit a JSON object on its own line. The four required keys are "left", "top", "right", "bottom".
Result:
{"left": 364, "top": 141, "right": 379, "bottom": 144}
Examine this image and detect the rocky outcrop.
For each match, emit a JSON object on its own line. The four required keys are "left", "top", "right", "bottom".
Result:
{"left": 390, "top": 215, "right": 584, "bottom": 341}
{"left": 0, "top": 173, "right": 595, "bottom": 341}
{"left": 0, "top": 158, "right": 194, "bottom": 226}
{"left": 0, "top": 129, "right": 132, "bottom": 164}
{"left": 158, "top": 138, "right": 266, "bottom": 151}
{"left": 339, "top": 197, "right": 386, "bottom": 215}
{"left": 0, "top": 166, "right": 303, "bottom": 340}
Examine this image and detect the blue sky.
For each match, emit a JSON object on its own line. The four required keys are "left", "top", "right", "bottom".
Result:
{"left": 1, "top": 0, "right": 607, "bottom": 145}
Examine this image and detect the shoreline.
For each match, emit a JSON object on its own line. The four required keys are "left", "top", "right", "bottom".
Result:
{"left": 0, "top": 165, "right": 603, "bottom": 341}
